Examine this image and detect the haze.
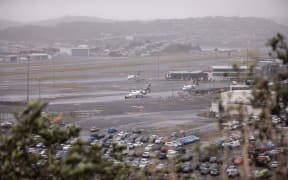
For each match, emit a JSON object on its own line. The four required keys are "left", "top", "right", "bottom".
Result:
{"left": 0, "top": 0, "right": 288, "bottom": 22}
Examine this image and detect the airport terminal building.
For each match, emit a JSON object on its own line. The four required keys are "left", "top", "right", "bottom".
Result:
{"left": 211, "top": 65, "right": 250, "bottom": 81}
{"left": 166, "top": 71, "right": 210, "bottom": 81}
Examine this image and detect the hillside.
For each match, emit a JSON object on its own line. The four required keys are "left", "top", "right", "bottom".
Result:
{"left": 0, "top": 19, "right": 23, "bottom": 30}
{"left": 0, "top": 16, "right": 287, "bottom": 47}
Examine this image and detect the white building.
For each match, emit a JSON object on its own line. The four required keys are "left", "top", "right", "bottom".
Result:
{"left": 71, "top": 48, "right": 90, "bottom": 56}
{"left": 210, "top": 88, "right": 261, "bottom": 117}
{"left": 29, "top": 53, "right": 49, "bottom": 60}
{"left": 166, "top": 71, "right": 210, "bottom": 81}
{"left": 212, "top": 65, "right": 250, "bottom": 81}
{"left": 71, "top": 45, "right": 92, "bottom": 56}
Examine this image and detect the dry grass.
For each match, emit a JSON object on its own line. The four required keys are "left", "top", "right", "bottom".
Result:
{"left": 0, "top": 51, "right": 247, "bottom": 77}
{"left": 44, "top": 83, "right": 88, "bottom": 90}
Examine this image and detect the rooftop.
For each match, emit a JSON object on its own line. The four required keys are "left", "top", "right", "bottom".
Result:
{"left": 168, "top": 70, "right": 203, "bottom": 74}
{"left": 212, "top": 65, "right": 248, "bottom": 70}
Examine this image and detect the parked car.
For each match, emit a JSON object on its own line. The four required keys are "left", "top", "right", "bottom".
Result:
{"left": 167, "top": 150, "right": 177, "bottom": 158}
{"left": 200, "top": 167, "right": 210, "bottom": 175}
{"left": 196, "top": 163, "right": 209, "bottom": 172}
{"left": 165, "top": 141, "right": 179, "bottom": 147}
{"left": 252, "top": 169, "right": 272, "bottom": 179}
{"left": 107, "top": 127, "right": 117, "bottom": 133}
{"left": 179, "top": 135, "right": 200, "bottom": 145}
{"left": 269, "top": 161, "right": 278, "bottom": 168}
{"left": 209, "top": 156, "right": 217, "bottom": 163}
{"left": 268, "top": 149, "right": 278, "bottom": 156}
{"left": 141, "top": 136, "right": 149, "bottom": 143}
{"left": 102, "top": 140, "right": 112, "bottom": 148}
{"left": 226, "top": 165, "right": 240, "bottom": 177}
{"left": 233, "top": 156, "right": 242, "bottom": 165}
{"left": 142, "top": 152, "right": 150, "bottom": 158}
{"left": 0, "top": 121, "right": 13, "bottom": 129}
{"left": 256, "top": 155, "right": 271, "bottom": 163}
{"left": 155, "top": 137, "right": 165, "bottom": 144}
{"left": 230, "top": 123, "right": 241, "bottom": 130}
{"left": 222, "top": 140, "right": 240, "bottom": 148}
{"left": 144, "top": 144, "right": 153, "bottom": 151}
{"left": 55, "top": 150, "right": 65, "bottom": 160}
{"left": 133, "top": 142, "right": 143, "bottom": 147}
{"left": 272, "top": 115, "right": 281, "bottom": 124}
{"left": 90, "top": 133, "right": 105, "bottom": 139}
{"left": 88, "top": 136, "right": 97, "bottom": 143}
{"left": 132, "top": 128, "right": 142, "bottom": 134}
{"left": 249, "top": 135, "right": 256, "bottom": 142}
{"left": 139, "top": 158, "right": 149, "bottom": 168}
{"left": 199, "top": 156, "right": 210, "bottom": 162}
{"left": 210, "top": 168, "right": 220, "bottom": 176}
{"left": 156, "top": 163, "right": 166, "bottom": 170}
{"left": 90, "top": 127, "right": 100, "bottom": 132}
{"left": 255, "top": 147, "right": 268, "bottom": 153}
{"left": 181, "top": 154, "right": 193, "bottom": 162}
{"left": 159, "top": 153, "right": 167, "bottom": 160}
{"left": 150, "top": 135, "right": 159, "bottom": 143}
{"left": 181, "top": 162, "right": 193, "bottom": 173}
{"left": 212, "top": 139, "right": 224, "bottom": 147}
{"left": 175, "top": 146, "right": 186, "bottom": 154}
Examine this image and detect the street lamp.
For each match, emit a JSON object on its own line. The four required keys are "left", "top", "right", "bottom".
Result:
{"left": 157, "top": 55, "right": 160, "bottom": 80}
{"left": 37, "top": 77, "right": 41, "bottom": 101}
{"left": 156, "top": 53, "right": 161, "bottom": 80}
{"left": 26, "top": 56, "right": 30, "bottom": 103}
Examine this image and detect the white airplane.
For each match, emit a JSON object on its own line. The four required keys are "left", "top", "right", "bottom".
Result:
{"left": 182, "top": 84, "right": 196, "bottom": 91}
{"left": 125, "top": 83, "right": 151, "bottom": 99}
{"left": 125, "top": 90, "right": 145, "bottom": 99}
{"left": 127, "top": 74, "right": 139, "bottom": 80}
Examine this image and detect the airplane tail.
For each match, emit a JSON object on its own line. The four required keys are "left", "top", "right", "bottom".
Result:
{"left": 144, "top": 83, "right": 151, "bottom": 93}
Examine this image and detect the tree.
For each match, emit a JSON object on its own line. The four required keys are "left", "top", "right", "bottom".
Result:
{"left": 218, "top": 34, "right": 288, "bottom": 179}
{"left": 0, "top": 101, "right": 128, "bottom": 180}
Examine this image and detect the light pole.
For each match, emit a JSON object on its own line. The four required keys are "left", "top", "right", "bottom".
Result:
{"left": 37, "top": 77, "right": 41, "bottom": 101}
{"left": 157, "top": 55, "right": 160, "bottom": 80}
{"left": 26, "top": 56, "right": 30, "bottom": 103}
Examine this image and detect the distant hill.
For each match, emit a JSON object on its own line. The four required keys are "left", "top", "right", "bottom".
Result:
{"left": 0, "top": 16, "right": 114, "bottom": 29}
{"left": 29, "top": 16, "right": 115, "bottom": 27}
{"left": 271, "top": 17, "right": 288, "bottom": 26}
{"left": 0, "top": 16, "right": 287, "bottom": 47}
{"left": 0, "top": 19, "right": 23, "bottom": 30}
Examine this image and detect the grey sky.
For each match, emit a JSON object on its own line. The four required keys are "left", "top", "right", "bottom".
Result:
{"left": 0, "top": 0, "right": 288, "bottom": 22}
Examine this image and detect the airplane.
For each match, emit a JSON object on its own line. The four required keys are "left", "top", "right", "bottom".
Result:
{"left": 125, "top": 83, "right": 151, "bottom": 99}
{"left": 127, "top": 74, "right": 139, "bottom": 80}
{"left": 127, "top": 71, "right": 141, "bottom": 80}
{"left": 125, "top": 90, "right": 146, "bottom": 99}
{"left": 143, "top": 83, "right": 151, "bottom": 94}
{"left": 182, "top": 84, "right": 196, "bottom": 91}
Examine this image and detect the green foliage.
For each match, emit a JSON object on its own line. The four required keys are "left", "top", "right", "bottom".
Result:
{"left": 0, "top": 101, "right": 128, "bottom": 180}
{"left": 217, "top": 34, "right": 288, "bottom": 179}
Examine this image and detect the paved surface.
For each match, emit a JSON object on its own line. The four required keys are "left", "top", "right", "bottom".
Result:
{"left": 0, "top": 52, "right": 244, "bottom": 136}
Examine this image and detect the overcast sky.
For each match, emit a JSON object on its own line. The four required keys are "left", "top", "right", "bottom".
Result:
{"left": 0, "top": 0, "right": 288, "bottom": 22}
